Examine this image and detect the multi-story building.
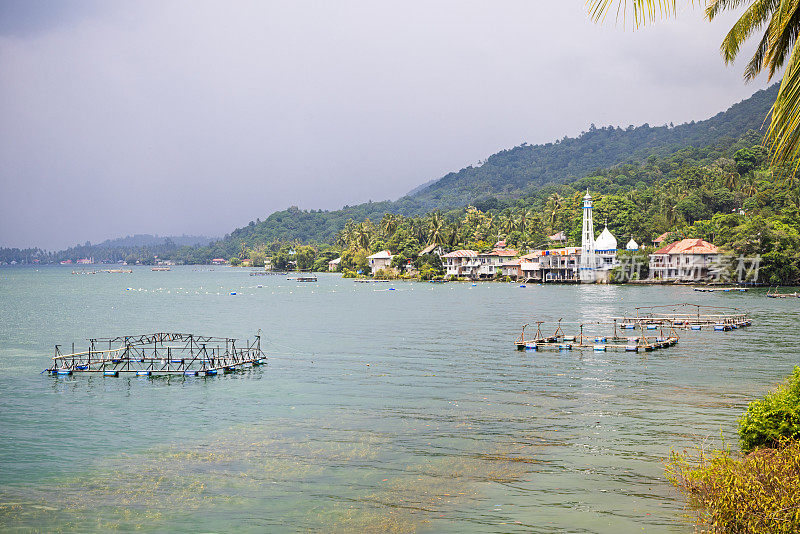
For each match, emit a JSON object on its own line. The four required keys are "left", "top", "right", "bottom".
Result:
{"left": 649, "top": 239, "right": 722, "bottom": 281}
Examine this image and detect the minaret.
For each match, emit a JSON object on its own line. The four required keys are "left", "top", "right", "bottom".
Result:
{"left": 580, "top": 189, "right": 596, "bottom": 282}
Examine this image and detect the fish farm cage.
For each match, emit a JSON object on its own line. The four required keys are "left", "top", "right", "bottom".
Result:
{"left": 611, "top": 303, "right": 751, "bottom": 331}
{"left": 46, "top": 332, "right": 266, "bottom": 377}
{"left": 515, "top": 320, "right": 680, "bottom": 353}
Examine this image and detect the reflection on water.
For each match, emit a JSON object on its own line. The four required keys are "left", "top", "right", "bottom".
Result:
{"left": 0, "top": 267, "right": 798, "bottom": 532}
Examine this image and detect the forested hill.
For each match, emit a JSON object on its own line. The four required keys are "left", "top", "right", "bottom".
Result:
{"left": 403, "top": 84, "right": 778, "bottom": 210}
{"left": 201, "top": 84, "right": 778, "bottom": 250}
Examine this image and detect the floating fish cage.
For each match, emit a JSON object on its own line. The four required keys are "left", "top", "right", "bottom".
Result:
{"left": 514, "top": 320, "right": 679, "bottom": 353}
{"left": 46, "top": 332, "right": 266, "bottom": 377}
{"left": 612, "top": 303, "right": 751, "bottom": 330}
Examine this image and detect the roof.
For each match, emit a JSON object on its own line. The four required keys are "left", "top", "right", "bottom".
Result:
{"left": 653, "top": 232, "right": 670, "bottom": 243}
{"left": 329, "top": 257, "right": 341, "bottom": 264}
{"left": 594, "top": 226, "right": 617, "bottom": 251}
{"left": 548, "top": 231, "right": 566, "bottom": 241}
{"left": 442, "top": 249, "right": 478, "bottom": 258}
{"left": 626, "top": 239, "right": 639, "bottom": 250}
{"left": 653, "top": 238, "right": 720, "bottom": 255}
{"left": 419, "top": 243, "right": 440, "bottom": 255}
{"left": 494, "top": 240, "right": 507, "bottom": 248}
{"left": 367, "top": 250, "right": 392, "bottom": 259}
{"left": 481, "top": 248, "right": 518, "bottom": 257}
{"left": 502, "top": 258, "right": 522, "bottom": 266}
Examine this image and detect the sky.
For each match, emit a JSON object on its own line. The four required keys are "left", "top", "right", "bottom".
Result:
{"left": 0, "top": 1, "right": 774, "bottom": 250}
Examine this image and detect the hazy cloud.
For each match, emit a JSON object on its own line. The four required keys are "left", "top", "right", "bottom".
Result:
{"left": 0, "top": 1, "right": 772, "bottom": 249}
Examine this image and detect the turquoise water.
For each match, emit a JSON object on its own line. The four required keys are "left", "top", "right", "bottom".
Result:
{"left": 0, "top": 266, "right": 797, "bottom": 532}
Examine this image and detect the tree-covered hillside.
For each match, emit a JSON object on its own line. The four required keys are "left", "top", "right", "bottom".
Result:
{"left": 404, "top": 84, "right": 778, "bottom": 210}
{"left": 181, "top": 84, "right": 778, "bottom": 260}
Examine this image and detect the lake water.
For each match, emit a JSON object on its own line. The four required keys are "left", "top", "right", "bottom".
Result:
{"left": 0, "top": 266, "right": 797, "bottom": 533}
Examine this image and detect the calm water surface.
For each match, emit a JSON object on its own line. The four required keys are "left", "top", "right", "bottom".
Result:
{"left": 0, "top": 266, "right": 798, "bottom": 532}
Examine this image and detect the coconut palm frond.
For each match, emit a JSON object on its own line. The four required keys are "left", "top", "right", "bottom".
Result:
{"left": 712, "top": 0, "right": 777, "bottom": 65}
{"left": 587, "top": 0, "right": 688, "bottom": 28}
{"left": 767, "top": 35, "right": 800, "bottom": 165}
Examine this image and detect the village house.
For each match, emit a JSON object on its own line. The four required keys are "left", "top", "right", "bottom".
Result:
{"left": 442, "top": 250, "right": 479, "bottom": 279}
{"left": 500, "top": 258, "right": 522, "bottom": 279}
{"left": 418, "top": 243, "right": 443, "bottom": 256}
{"left": 367, "top": 250, "right": 393, "bottom": 275}
{"left": 519, "top": 248, "right": 582, "bottom": 282}
{"left": 328, "top": 257, "right": 341, "bottom": 272}
{"left": 649, "top": 238, "right": 722, "bottom": 281}
{"left": 477, "top": 247, "right": 518, "bottom": 278}
{"left": 210, "top": 258, "right": 227, "bottom": 265}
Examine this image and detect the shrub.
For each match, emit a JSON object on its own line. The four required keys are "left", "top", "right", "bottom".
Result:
{"left": 739, "top": 366, "right": 800, "bottom": 453}
{"left": 666, "top": 439, "right": 800, "bottom": 533}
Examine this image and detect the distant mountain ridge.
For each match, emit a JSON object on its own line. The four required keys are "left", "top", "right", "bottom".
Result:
{"left": 93, "top": 234, "right": 215, "bottom": 248}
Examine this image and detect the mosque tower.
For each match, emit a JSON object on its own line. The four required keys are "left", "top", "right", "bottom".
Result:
{"left": 580, "top": 189, "right": 596, "bottom": 282}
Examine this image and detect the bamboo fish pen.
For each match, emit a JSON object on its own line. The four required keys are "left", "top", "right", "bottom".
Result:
{"left": 514, "top": 320, "right": 680, "bottom": 353}
{"left": 46, "top": 332, "right": 266, "bottom": 377}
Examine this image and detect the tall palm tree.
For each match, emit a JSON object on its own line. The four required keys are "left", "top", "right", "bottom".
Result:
{"left": 427, "top": 211, "right": 446, "bottom": 246}
{"left": 588, "top": 0, "right": 800, "bottom": 165}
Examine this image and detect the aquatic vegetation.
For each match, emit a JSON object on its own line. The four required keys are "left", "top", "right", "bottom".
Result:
{"left": 0, "top": 419, "right": 541, "bottom": 532}
{"left": 666, "top": 439, "right": 800, "bottom": 533}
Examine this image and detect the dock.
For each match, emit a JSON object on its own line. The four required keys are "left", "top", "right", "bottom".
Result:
{"left": 46, "top": 332, "right": 266, "bottom": 377}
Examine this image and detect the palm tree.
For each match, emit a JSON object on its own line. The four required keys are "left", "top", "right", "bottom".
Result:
{"left": 426, "top": 211, "right": 446, "bottom": 246}
{"left": 380, "top": 214, "right": 398, "bottom": 238}
{"left": 588, "top": 0, "right": 800, "bottom": 165}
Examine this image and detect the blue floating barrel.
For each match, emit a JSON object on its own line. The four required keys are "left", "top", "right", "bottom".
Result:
{"left": 563, "top": 336, "right": 575, "bottom": 342}
{"left": 714, "top": 324, "right": 726, "bottom": 331}
{"left": 646, "top": 324, "right": 658, "bottom": 330}
{"left": 224, "top": 366, "right": 235, "bottom": 373}
{"left": 519, "top": 284, "right": 526, "bottom": 288}
{"left": 625, "top": 345, "right": 638, "bottom": 352}
{"left": 170, "top": 359, "right": 183, "bottom": 364}
{"left": 206, "top": 369, "right": 218, "bottom": 376}
{"left": 622, "top": 324, "right": 635, "bottom": 329}
{"left": 136, "top": 370, "right": 151, "bottom": 377}
{"left": 691, "top": 325, "right": 702, "bottom": 331}
{"left": 230, "top": 292, "right": 237, "bottom": 295}
{"left": 76, "top": 365, "right": 88, "bottom": 370}
{"left": 593, "top": 345, "right": 606, "bottom": 352}
{"left": 558, "top": 344, "right": 572, "bottom": 350}
{"left": 184, "top": 370, "right": 197, "bottom": 376}
{"left": 56, "top": 369, "right": 72, "bottom": 376}
{"left": 594, "top": 337, "right": 606, "bottom": 343}
{"left": 525, "top": 343, "right": 538, "bottom": 351}
{"left": 103, "top": 370, "right": 118, "bottom": 377}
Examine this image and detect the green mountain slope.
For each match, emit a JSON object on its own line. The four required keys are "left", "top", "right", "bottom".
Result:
{"left": 199, "top": 84, "right": 778, "bottom": 255}
{"left": 405, "top": 84, "right": 777, "bottom": 210}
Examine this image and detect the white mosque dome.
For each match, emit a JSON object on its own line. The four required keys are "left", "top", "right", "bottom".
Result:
{"left": 626, "top": 238, "right": 639, "bottom": 250}
{"left": 595, "top": 226, "right": 617, "bottom": 252}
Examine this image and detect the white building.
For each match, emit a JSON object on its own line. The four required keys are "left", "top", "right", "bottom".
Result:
{"left": 477, "top": 248, "right": 518, "bottom": 279}
{"left": 626, "top": 238, "right": 639, "bottom": 251}
{"left": 367, "top": 250, "right": 393, "bottom": 275}
{"left": 442, "top": 250, "right": 479, "bottom": 279}
{"left": 328, "top": 257, "right": 341, "bottom": 272}
{"left": 649, "top": 239, "right": 722, "bottom": 281}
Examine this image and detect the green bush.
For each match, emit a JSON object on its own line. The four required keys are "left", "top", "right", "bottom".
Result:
{"left": 739, "top": 366, "right": 800, "bottom": 453}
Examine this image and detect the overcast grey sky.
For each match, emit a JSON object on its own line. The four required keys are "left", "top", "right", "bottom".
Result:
{"left": 0, "top": 1, "right": 773, "bottom": 250}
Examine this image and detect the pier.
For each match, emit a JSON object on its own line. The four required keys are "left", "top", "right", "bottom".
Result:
{"left": 46, "top": 332, "right": 266, "bottom": 377}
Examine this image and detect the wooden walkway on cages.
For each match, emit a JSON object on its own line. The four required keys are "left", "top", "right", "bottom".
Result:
{"left": 46, "top": 332, "right": 266, "bottom": 377}
{"left": 611, "top": 303, "right": 751, "bottom": 332}
{"left": 514, "top": 320, "right": 679, "bottom": 353}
